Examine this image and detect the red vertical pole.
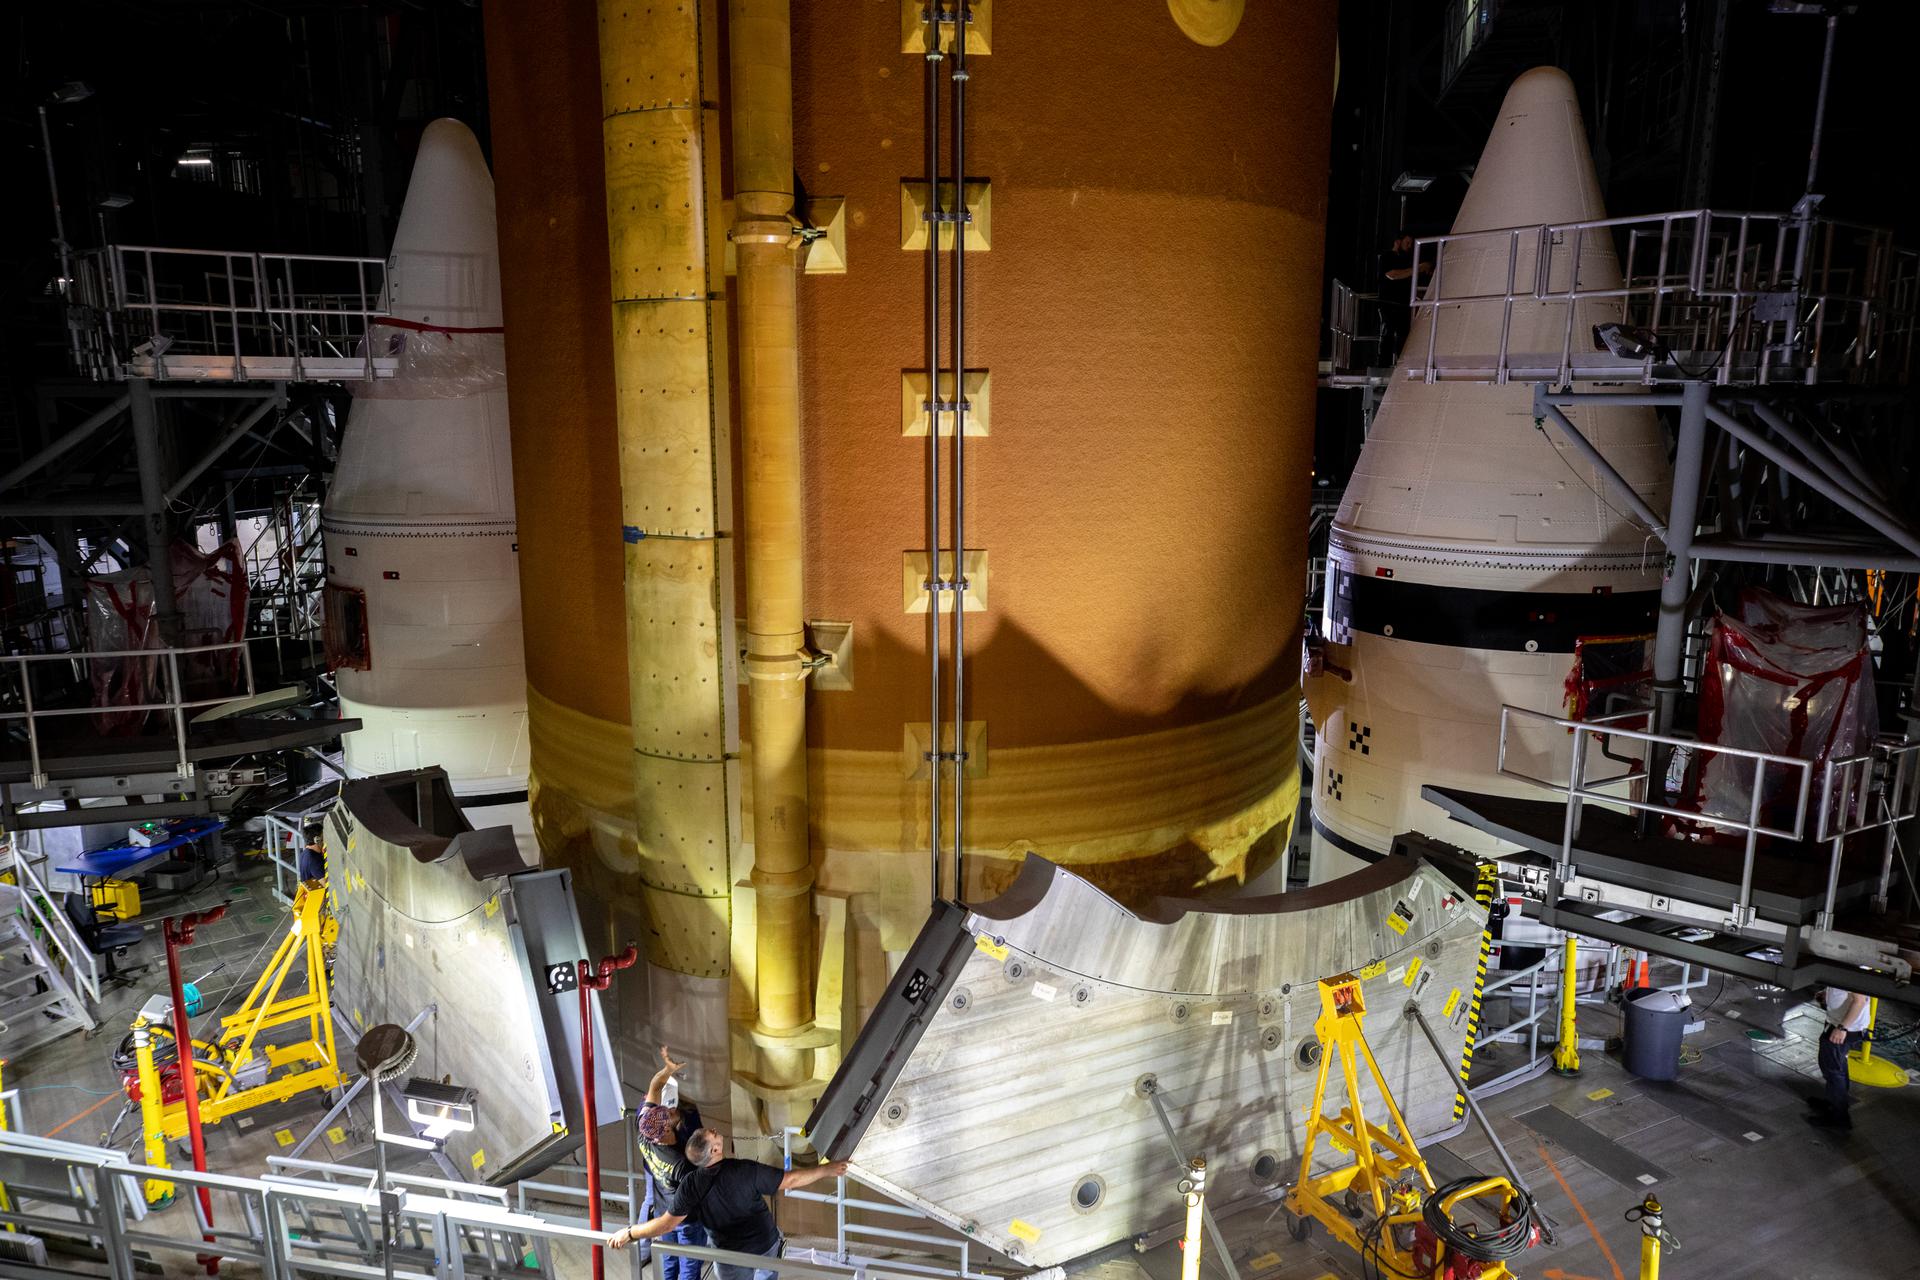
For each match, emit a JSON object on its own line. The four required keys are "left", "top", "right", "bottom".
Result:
{"left": 579, "top": 962, "right": 603, "bottom": 1280}
{"left": 163, "top": 906, "right": 226, "bottom": 1276}
{"left": 579, "top": 944, "right": 637, "bottom": 1280}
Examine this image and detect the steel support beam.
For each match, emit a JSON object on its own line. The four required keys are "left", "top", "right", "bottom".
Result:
{"left": 0, "top": 394, "right": 130, "bottom": 494}
{"left": 0, "top": 501, "right": 146, "bottom": 517}
{"left": 1531, "top": 387, "right": 1668, "bottom": 535}
{"left": 1651, "top": 382, "right": 1709, "bottom": 738}
{"left": 1706, "top": 404, "right": 1920, "bottom": 562}
{"left": 164, "top": 393, "right": 282, "bottom": 504}
{"left": 1744, "top": 400, "right": 1902, "bottom": 524}
{"left": 129, "top": 380, "right": 179, "bottom": 640}
{"left": 1689, "top": 539, "right": 1920, "bottom": 573}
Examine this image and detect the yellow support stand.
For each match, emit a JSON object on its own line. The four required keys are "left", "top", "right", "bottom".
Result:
{"left": 1847, "top": 998, "right": 1909, "bottom": 1089}
{"left": 130, "top": 1018, "right": 177, "bottom": 1206}
{"left": 1179, "top": 1157, "right": 1205, "bottom": 1280}
{"left": 146, "top": 881, "right": 343, "bottom": 1141}
{"left": 1552, "top": 933, "right": 1581, "bottom": 1076}
{"left": 1627, "top": 1193, "right": 1678, "bottom": 1279}
{"left": 1, "top": 1056, "right": 14, "bottom": 1229}
{"left": 1283, "top": 975, "right": 1528, "bottom": 1279}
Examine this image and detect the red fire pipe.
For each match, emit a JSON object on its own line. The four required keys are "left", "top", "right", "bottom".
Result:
{"left": 579, "top": 944, "right": 638, "bottom": 1280}
{"left": 162, "top": 905, "right": 228, "bottom": 1275}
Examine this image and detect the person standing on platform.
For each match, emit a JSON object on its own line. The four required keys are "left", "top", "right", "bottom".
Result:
{"left": 1807, "top": 985, "right": 1870, "bottom": 1132}
{"left": 609, "top": 1121, "right": 848, "bottom": 1280}
{"left": 633, "top": 1046, "right": 707, "bottom": 1279}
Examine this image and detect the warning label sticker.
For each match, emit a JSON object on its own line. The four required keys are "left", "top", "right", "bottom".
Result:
{"left": 1387, "top": 900, "right": 1415, "bottom": 935}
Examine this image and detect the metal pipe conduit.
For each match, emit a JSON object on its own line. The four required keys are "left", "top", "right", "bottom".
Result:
{"left": 924, "top": 3, "right": 944, "bottom": 903}
{"left": 730, "top": 0, "right": 817, "bottom": 1048}
{"left": 947, "top": 12, "right": 970, "bottom": 902}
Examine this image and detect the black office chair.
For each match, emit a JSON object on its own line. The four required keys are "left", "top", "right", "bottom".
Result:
{"left": 62, "top": 891, "right": 146, "bottom": 980}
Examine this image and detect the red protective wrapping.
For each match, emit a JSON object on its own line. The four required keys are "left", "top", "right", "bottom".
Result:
{"left": 1694, "top": 588, "right": 1876, "bottom": 837}
{"left": 84, "top": 541, "right": 250, "bottom": 733}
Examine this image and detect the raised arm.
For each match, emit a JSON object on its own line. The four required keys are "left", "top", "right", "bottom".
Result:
{"left": 610, "top": 1212, "right": 686, "bottom": 1249}
{"left": 645, "top": 1044, "right": 687, "bottom": 1105}
{"left": 779, "top": 1160, "right": 850, "bottom": 1193}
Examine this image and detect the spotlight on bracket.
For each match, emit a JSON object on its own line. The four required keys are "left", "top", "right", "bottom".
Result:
{"left": 403, "top": 1079, "right": 478, "bottom": 1140}
{"left": 1593, "top": 322, "right": 1670, "bottom": 362}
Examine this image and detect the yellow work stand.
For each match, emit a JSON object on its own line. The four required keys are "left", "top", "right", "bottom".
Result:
{"left": 1282, "top": 975, "right": 1530, "bottom": 1279}
{"left": 138, "top": 882, "right": 343, "bottom": 1143}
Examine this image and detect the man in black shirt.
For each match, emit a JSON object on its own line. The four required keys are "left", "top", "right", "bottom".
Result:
{"left": 609, "top": 1126, "right": 849, "bottom": 1280}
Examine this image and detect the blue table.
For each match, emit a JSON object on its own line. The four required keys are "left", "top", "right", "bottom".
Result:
{"left": 57, "top": 819, "right": 227, "bottom": 879}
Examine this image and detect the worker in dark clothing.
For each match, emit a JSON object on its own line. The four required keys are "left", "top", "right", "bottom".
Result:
{"left": 635, "top": 1046, "right": 706, "bottom": 1280}
{"left": 1807, "top": 985, "right": 1870, "bottom": 1132}
{"left": 609, "top": 1126, "right": 849, "bottom": 1280}
{"left": 1377, "top": 231, "right": 1434, "bottom": 361}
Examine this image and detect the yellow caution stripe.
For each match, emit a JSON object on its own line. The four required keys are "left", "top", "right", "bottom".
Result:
{"left": 1452, "top": 860, "right": 1498, "bottom": 1119}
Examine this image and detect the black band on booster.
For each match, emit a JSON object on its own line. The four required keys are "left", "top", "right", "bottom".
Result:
{"left": 1327, "top": 564, "right": 1657, "bottom": 653}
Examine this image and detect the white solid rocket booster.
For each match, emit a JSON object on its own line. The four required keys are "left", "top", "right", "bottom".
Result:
{"left": 323, "top": 119, "right": 530, "bottom": 838}
{"left": 1305, "top": 68, "right": 1672, "bottom": 881}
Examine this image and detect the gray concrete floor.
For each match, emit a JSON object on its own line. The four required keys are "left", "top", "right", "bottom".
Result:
{"left": 7, "top": 890, "right": 1919, "bottom": 1280}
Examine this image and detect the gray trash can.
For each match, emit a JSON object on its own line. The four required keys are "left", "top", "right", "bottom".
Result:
{"left": 1622, "top": 989, "right": 1689, "bottom": 1081}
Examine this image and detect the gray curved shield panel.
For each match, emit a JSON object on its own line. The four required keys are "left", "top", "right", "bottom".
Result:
{"left": 325, "top": 767, "right": 621, "bottom": 1183}
{"left": 808, "top": 854, "right": 1491, "bottom": 1268}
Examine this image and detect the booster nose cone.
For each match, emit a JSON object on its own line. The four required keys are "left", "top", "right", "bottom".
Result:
{"left": 1305, "top": 66, "right": 1673, "bottom": 879}
{"left": 1452, "top": 64, "right": 1606, "bottom": 235}
{"left": 387, "top": 117, "right": 503, "bottom": 329}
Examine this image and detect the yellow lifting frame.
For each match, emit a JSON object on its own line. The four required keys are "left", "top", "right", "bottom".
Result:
{"left": 1284, "top": 975, "right": 1522, "bottom": 1280}
{"left": 150, "top": 881, "right": 341, "bottom": 1139}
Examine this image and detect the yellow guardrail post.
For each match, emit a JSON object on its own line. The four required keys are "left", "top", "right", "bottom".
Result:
{"left": 132, "top": 1017, "right": 176, "bottom": 1206}
{"left": 1552, "top": 933, "right": 1581, "bottom": 1075}
{"left": 1180, "top": 1156, "right": 1206, "bottom": 1280}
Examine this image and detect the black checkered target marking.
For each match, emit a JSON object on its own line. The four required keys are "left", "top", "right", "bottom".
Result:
{"left": 1326, "top": 765, "right": 1344, "bottom": 801}
{"left": 1348, "top": 724, "right": 1372, "bottom": 755}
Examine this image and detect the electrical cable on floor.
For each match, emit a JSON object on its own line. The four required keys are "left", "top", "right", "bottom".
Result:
{"left": 1422, "top": 1175, "right": 1540, "bottom": 1265}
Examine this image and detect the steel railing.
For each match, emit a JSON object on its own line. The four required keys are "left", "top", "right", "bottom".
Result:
{"left": 1, "top": 639, "right": 256, "bottom": 789}
{"left": 69, "top": 243, "right": 392, "bottom": 382}
{"left": 780, "top": 1127, "right": 1000, "bottom": 1280}
{"left": 1, "top": 839, "right": 98, "bottom": 1004}
{"left": 0, "top": 1128, "right": 1006, "bottom": 1280}
{"left": 1406, "top": 208, "right": 1917, "bottom": 387}
{"left": 1813, "top": 739, "right": 1920, "bottom": 926}
{"left": 1497, "top": 704, "right": 1815, "bottom": 927}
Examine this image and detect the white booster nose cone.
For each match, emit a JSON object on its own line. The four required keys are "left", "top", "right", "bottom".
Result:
{"left": 1305, "top": 68, "right": 1671, "bottom": 881}
{"left": 322, "top": 119, "right": 530, "bottom": 845}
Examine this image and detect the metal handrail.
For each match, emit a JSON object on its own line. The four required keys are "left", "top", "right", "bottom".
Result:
{"left": 781, "top": 1126, "right": 1000, "bottom": 1280}
{"left": 69, "top": 243, "right": 391, "bottom": 382}
{"left": 1405, "top": 206, "right": 1913, "bottom": 386}
{"left": 1497, "top": 704, "right": 1815, "bottom": 927}
{"left": 2, "top": 840, "right": 99, "bottom": 1003}
{"left": 1812, "top": 738, "right": 1920, "bottom": 928}
{"left": 1, "top": 639, "right": 256, "bottom": 788}
{"left": 0, "top": 1129, "right": 992, "bottom": 1280}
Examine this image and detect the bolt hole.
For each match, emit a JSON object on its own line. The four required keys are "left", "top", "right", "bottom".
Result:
{"left": 1072, "top": 1175, "right": 1105, "bottom": 1212}
{"left": 1296, "top": 1038, "right": 1323, "bottom": 1070}
{"left": 1253, "top": 1152, "right": 1281, "bottom": 1185}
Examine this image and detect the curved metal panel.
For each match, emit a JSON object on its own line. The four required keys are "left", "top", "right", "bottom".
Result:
{"left": 810, "top": 854, "right": 1489, "bottom": 1268}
